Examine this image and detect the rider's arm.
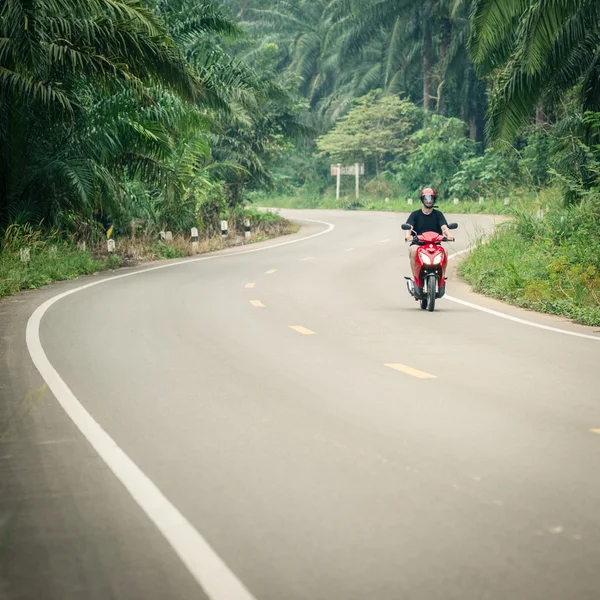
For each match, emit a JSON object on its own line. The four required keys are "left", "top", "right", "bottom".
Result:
{"left": 404, "top": 213, "right": 416, "bottom": 242}
{"left": 441, "top": 224, "right": 454, "bottom": 241}
{"left": 438, "top": 212, "right": 454, "bottom": 241}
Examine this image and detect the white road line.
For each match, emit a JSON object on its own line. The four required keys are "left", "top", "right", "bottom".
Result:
{"left": 25, "top": 217, "right": 335, "bottom": 600}
{"left": 27, "top": 301, "right": 257, "bottom": 600}
{"left": 447, "top": 247, "right": 600, "bottom": 342}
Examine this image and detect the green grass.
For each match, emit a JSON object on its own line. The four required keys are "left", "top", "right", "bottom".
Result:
{"left": 153, "top": 243, "right": 186, "bottom": 260}
{"left": 0, "top": 212, "right": 297, "bottom": 299}
{"left": 459, "top": 212, "right": 600, "bottom": 327}
{"left": 0, "top": 245, "right": 121, "bottom": 299}
{"left": 258, "top": 188, "right": 552, "bottom": 216}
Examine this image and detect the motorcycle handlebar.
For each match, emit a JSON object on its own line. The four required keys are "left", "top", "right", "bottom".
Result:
{"left": 405, "top": 235, "right": 456, "bottom": 243}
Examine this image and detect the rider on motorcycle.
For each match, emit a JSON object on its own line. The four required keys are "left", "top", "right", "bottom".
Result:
{"left": 404, "top": 188, "right": 454, "bottom": 278}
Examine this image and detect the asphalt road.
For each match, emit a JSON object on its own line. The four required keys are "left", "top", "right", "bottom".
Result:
{"left": 1, "top": 209, "right": 600, "bottom": 600}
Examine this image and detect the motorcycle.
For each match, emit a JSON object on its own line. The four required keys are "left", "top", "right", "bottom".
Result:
{"left": 401, "top": 222, "right": 458, "bottom": 312}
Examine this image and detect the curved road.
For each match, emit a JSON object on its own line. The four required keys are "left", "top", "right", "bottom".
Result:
{"left": 1, "top": 210, "right": 600, "bottom": 600}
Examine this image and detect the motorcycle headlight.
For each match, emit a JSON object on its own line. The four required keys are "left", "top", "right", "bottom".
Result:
{"left": 419, "top": 250, "right": 432, "bottom": 265}
{"left": 433, "top": 253, "right": 443, "bottom": 265}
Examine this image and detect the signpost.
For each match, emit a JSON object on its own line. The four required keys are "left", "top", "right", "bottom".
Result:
{"left": 331, "top": 163, "right": 364, "bottom": 200}
{"left": 331, "top": 164, "right": 341, "bottom": 201}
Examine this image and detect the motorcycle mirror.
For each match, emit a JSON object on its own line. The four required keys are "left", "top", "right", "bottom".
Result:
{"left": 401, "top": 223, "right": 412, "bottom": 230}
{"left": 447, "top": 223, "right": 458, "bottom": 230}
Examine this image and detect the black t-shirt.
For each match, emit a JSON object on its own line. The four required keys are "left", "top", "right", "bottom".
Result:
{"left": 406, "top": 209, "right": 448, "bottom": 235}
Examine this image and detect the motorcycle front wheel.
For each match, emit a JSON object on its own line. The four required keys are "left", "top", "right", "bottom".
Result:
{"left": 426, "top": 274, "right": 436, "bottom": 312}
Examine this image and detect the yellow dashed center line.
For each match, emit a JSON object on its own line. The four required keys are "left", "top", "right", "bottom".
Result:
{"left": 245, "top": 283, "right": 255, "bottom": 289}
{"left": 590, "top": 429, "right": 600, "bottom": 435}
{"left": 301, "top": 257, "right": 315, "bottom": 261}
{"left": 380, "top": 239, "right": 391, "bottom": 243}
{"left": 289, "top": 325, "right": 316, "bottom": 335}
{"left": 265, "top": 269, "right": 277, "bottom": 274}
{"left": 345, "top": 248, "right": 355, "bottom": 252}
{"left": 250, "top": 300, "right": 265, "bottom": 308}
{"left": 384, "top": 363, "right": 437, "bottom": 379}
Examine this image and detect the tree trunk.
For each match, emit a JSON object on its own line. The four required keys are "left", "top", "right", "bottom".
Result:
{"left": 469, "top": 79, "right": 487, "bottom": 146}
{"left": 469, "top": 116, "right": 479, "bottom": 142}
{"left": 0, "top": 114, "right": 8, "bottom": 224}
{"left": 438, "top": 15, "right": 451, "bottom": 114}
{"left": 422, "top": 4, "right": 433, "bottom": 111}
{"left": 535, "top": 104, "right": 544, "bottom": 126}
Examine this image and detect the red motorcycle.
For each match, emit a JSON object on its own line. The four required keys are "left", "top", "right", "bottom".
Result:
{"left": 401, "top": 222, "right": 458, "bottom": 312}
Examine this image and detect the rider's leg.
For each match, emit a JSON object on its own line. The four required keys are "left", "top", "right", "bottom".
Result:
{"left": 409, "top": 245, "right": 418, "bottom": 279}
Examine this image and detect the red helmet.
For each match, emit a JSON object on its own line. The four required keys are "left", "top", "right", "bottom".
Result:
{"left": 420, "top": 187, "right": 437, "bottom": 207}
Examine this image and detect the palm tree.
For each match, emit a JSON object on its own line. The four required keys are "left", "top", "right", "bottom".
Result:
{"left": 326, "top": 0, "right": 488, "bottom": 139}
{"left": 0, "top": 0, "right": 198, "bottom": 227}
{"left": 245, "top": 0, "right": 337, "bottom": 113}
{"left": 156, "top": 0, "right": 257, "bottom": 113}
{"left": 160, "top": 0, "right": 310, "bottom": 203}
{"left": 469, "top": 0, "right": 600, "bottom": 144}
{"left": 328, "top": 0, "right": 440, "bottom": 109}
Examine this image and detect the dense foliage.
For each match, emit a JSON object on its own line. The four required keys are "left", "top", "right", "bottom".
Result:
{"left": 1, "top": 0, "right": 599, "bottom": 320}
{"left": 0, "top": 0, "right": 303, "bottom": 239}
{"left": 2, "top": 0, "right": 598, "bottom": 233}
{"left": 216, "top": 0, "right": 597, "bottom": 207}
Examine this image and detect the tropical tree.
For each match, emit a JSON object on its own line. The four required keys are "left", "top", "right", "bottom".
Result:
{"left": 159, "top": 0, "right": 310, "bottom": 204}
{"left": 242, "top": 0, "right": 340, "bottom": 123}
{"left": 316, "top": 90, "right": 422, "bottom": 175}
{"left": 0, "top": 0, "right": 198, "bottom": 228}
{"left": 469, "top": 0, "right": 600, "bottom": 144}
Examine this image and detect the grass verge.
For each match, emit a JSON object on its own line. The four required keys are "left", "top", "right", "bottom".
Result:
{"left": 0, "top": 213, "right": 298, "bottom": 299}
{"left": 0, "top": 245, "right": 121, "bottom": 298}
{"left": 257, "top": 188, "right": 551, "bottom": 216}
{"left": 458, "top": 205, "right": 600, "bottom": 327}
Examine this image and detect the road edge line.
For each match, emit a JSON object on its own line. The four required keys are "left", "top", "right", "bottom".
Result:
{"left": 24, "top": 218, "right": 335, "bottom": 599}
{"left": 447, "top": 246, "right": 600, "bottom": 342}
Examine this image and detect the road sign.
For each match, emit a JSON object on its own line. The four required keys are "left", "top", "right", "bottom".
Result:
{"left": 331, "top": 163, "right": 365, "bottom": 200}
{"left": 331, "top": 164, "right": 364, "bottom": 176}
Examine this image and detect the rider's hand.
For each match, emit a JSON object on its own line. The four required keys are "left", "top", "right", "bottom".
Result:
{"left": 446, "top": 235, "right": 454, "bottom": 241}
{"left": 405, "top": 236, "right": 412, "bottom": 243}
